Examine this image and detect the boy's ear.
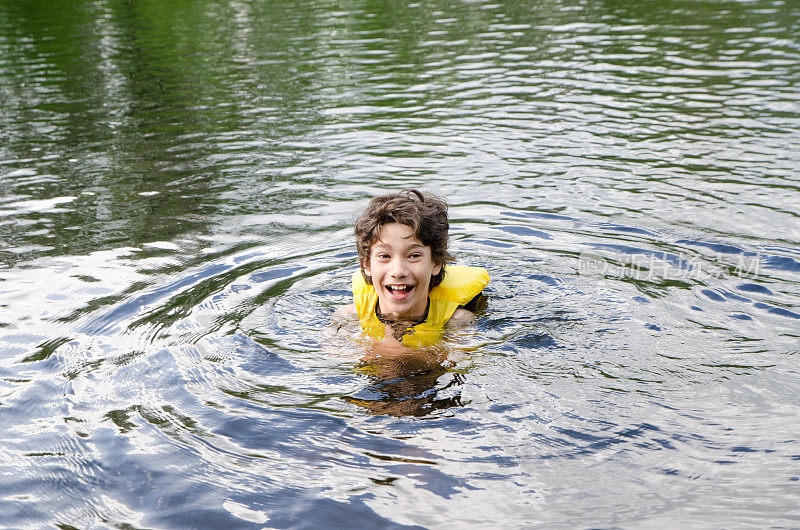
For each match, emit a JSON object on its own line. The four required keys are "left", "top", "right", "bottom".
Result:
{"left": 432, "top": 262, "right": 442, "bottom": 276}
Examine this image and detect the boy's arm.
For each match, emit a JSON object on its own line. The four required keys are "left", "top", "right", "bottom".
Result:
{"left": 334, "top": 304, "right": 356, "bottom": 317}
{"left": 448, "top": 291, "right": 484, "bottom": 324}
{"left": 448, "top": 307, "right": 474, "bottom": 323}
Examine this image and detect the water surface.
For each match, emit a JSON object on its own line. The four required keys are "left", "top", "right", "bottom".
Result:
{"left": 1, "top": 0, "right": 799, "bottom": 527}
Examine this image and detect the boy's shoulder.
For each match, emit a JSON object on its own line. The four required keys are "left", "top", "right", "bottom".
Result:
{"left": 434, "top": 265, "right": 489, "bottom": 300}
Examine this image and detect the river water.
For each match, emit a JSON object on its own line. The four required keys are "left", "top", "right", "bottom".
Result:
{"left": 1, "top": 0, "right": 799, "bottom": 527}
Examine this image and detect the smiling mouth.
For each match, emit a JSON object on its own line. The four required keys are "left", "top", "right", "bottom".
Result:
{"left": 385, "top": 284, "right": 414, "bottom": 296}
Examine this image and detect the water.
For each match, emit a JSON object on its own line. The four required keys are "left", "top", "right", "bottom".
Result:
{"left": 1, "top": 0, "right": 799, "bottom": 527}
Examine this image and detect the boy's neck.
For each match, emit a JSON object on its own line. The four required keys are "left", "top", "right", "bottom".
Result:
{"left": 375, "top": 298, "right": 430, "bottom": 340}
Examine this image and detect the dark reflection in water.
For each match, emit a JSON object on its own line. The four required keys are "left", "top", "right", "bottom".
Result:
{"left": 347, "top": 353, "right": 465, "bottom": 417}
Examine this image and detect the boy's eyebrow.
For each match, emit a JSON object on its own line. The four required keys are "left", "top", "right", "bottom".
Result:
{"left": 373, "top": 240, "right": 426, "bottom": 249}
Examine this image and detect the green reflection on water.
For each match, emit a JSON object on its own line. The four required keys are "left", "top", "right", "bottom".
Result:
{"left": 1, "top": 0, "right": 798, "bottom": 264}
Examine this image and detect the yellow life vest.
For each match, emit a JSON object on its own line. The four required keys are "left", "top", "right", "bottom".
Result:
{"left": 352, "top": 265, "right": 490, "bottom": 348}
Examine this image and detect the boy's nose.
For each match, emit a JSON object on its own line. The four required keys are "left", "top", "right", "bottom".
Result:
{"left": 388, "top": 259, "right": 408, "bottom": 277}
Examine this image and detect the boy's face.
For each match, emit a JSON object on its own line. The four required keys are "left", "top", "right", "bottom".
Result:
{"left": 363, "top": 222, "right": 441, "bottom": 320}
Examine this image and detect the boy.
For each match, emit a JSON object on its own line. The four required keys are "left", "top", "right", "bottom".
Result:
{"left": 341, "top": 189, "right": 490, "bottom": 348}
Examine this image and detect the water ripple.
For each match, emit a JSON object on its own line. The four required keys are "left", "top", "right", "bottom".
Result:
{"left": 1, "top": 0, "right": 799, "bottom": 526}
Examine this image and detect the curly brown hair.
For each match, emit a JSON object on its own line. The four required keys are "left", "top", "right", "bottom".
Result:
{"left": 354, "top": 189, "right": 453, "bottom": 288}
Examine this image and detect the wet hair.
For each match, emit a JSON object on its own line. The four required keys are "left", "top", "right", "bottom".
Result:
{"left": 354, "top": 189, "right": 453, "bottom": 288}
